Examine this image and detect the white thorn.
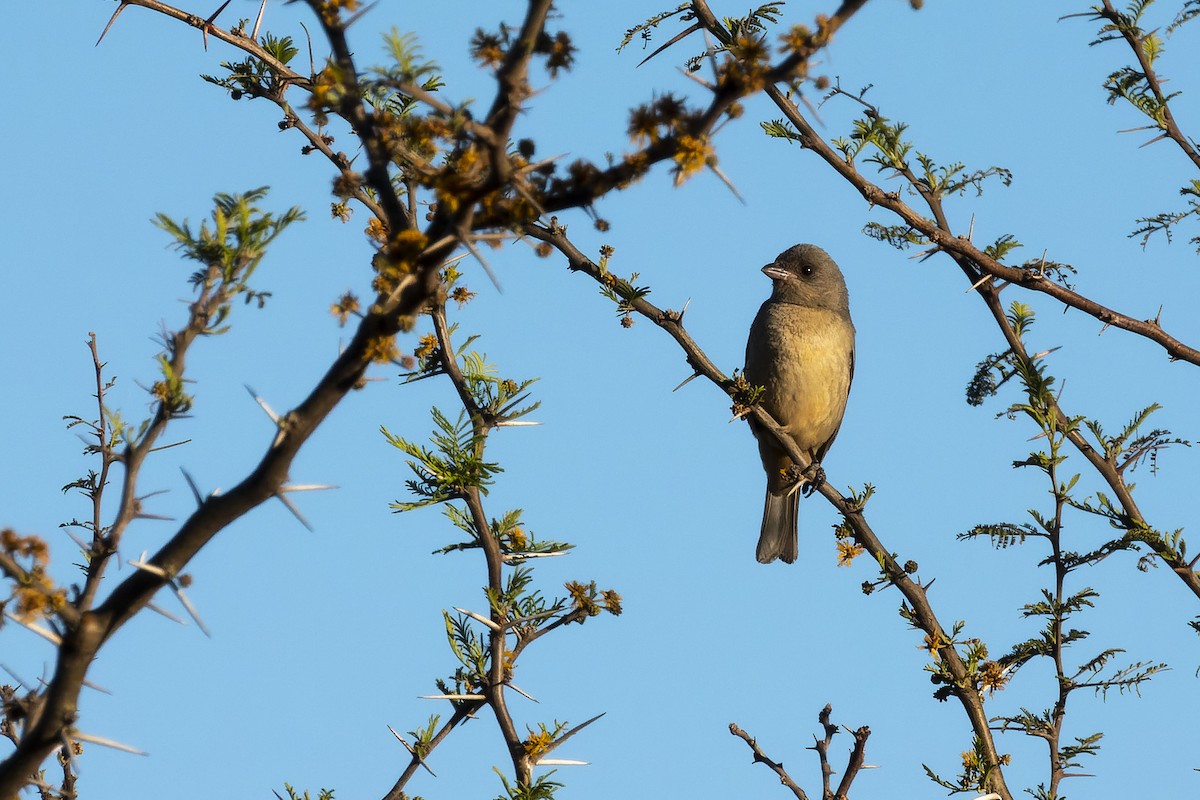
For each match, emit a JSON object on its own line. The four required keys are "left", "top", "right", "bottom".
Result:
{"left": 245, "top": 384, "right": 281, "bottom": 425}
{"left": 3, "top": 612, "right": 63, "bottom": 645}
{"left": 171, "top": 584, "right": 211, "bottom": 638}
{"left": 128, "top": 555, "right": 169, "bottom": 579}
{"left": 275, "top": 491, "right": 314, "bottom": 531}
{"left": 387, "top": 724, "right": 438, "bottom": 775}
{"left": 453, "top": 607, "right": 502, "bottom": 631}
{"left": 72, "top": 730, "right": 148, "bottom": 756}
{"left": 146, "top": 601, "right": 186, "bottom": 625}
{"left": 501, "top": 550, "right": 568, "bottom": 561}
{"left": 418, "top": 693, "right": 486, "bottom": 701}
{"left": 506, "top": 608, "right": 560, "bottom": 627}
{"left": 506, "top": 682, "right": 539, "bottom": 703}
{"left": 965, "top": 273, "right": 992, "bottom": 294}
{"left": 250, "top": 0, "right": 268, "bottom": 39}
{"left": 673, "top": 372, "right": 701, "bottom": 392}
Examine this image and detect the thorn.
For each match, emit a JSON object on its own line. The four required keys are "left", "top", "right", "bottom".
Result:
{"left": 342, "top": 0, "right": 379, "bottom": 28}
{"left": 506, "top": 682, "right": 539, "bottom": 702}
{"left": 3, "top": 612, "right": 63, "bottom": 645}
{"left": 128, "top": 555, "right": 169, "bottom": 579}
{"left": 0, "top": 663, "right": 30, "bottom": 688}
{"left": 71, "top": 731, "right": 148, "bottom": 756}
{"left": 965, "top": 273, "right": 992, "bottom": 294}
{"left": 83, "top": 677, "right": 112, "bottom": 694}
{"left": 505, "top": 608, "right": 560, "bottom": 627}
{"left": 501, "top": 550, "right": 567, "bottom": 561}
{"left": 965, "top": 213, "right": 975, "bottom": 242}
{"left": 519, "top": 153, "right": 568, "bottom": 174}
{"left": 147, "top": 438, "right": 193, "bottom": 456}
{"left": 1152, "top": 304, "right": 1163, "bottom": 326}
{"left": 536, "top": 758, "right": 590, "bottom": 766}
{"left": 96, "top": 2, "right": 130, "bottom": 46}
{"left": 460, "top": 232, "right": 503, "bottom": 292}
{"left": 1098, "top": 321, "right": 1112, "bottom": 335}
{"left": 418, "top": 693, "right": 487, "bottom": 701}
{"left": 798, "top": 90, "right": 826, "bottom": 128}
{"left": 637, "top": 22, "right": 702, "bottom": 67}
{"left": 679, "top": 65, "right": 715, "bottom": 90}
{"left": 708, "top": 163, "right": 746, "bottom": 203}
{"left": 251, "top": 0, "right": 268, "bottom": 39}
{"left": 1026, "top": 430, "right": 1050, "bottom": 442}
{"left": 1139, "top": 133, "right": 1169, "bottom": 148}
{"left": 171, "top": 583, "right": 212, "bottom": 637}
{"left": 280, "top": 483, "right": 338, "bottom": 492}
{"left": 1030, "top": 346, "right": 1062, "bottom": 360}
{"left": 202, "top": 0, "right": 234, "bottom": 51}
{"left": 245, "top": 384, "right": 281, "bottom": 425}
{"left": 388, "top": 725, "right": 437, "bottom": 776}
{"left": 453, "top": 606, "right": 502, "bottom": 631}
{"left": 134, "top": 512, "right": 176, "bottom": 522}
{"left": 180, "top": 467, "right": 204, "bottom": 507}
{"left": 62, "top": 528, "right": 91, "bottom": 553}
{"left": 908, "top": 245, "right": 940, "bottom": 261}
{"left": 545, "top": 711, "right": 606, "bottom": 753}
{"left": 494, "top": 419, "right": 542, "bottom": 427}
{"left": 673, "top": 371, "right": 702, "bottom": 392}
{"left": 275, "top": 491, "right": 314, "bottom": 531}
{"left": 146, "top": 602, "right": 186, "bottom": 625}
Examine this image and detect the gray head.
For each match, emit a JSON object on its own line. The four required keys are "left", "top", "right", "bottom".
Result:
{"left": 761, "top": 244, "right": 850, "bottom": 312}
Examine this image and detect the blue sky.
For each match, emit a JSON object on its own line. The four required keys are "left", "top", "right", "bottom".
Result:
{"left": 3, "top": 1, "right": 1200, "bottom": 798}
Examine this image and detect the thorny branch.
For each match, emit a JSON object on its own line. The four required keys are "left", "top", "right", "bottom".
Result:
{"left": 749, "top": 78, "right": 1200, "bottom": 601}
{"left": 525, "top": 220, "right": 1014, "bottom": 799}
{"left": 762, "top": 82, "right": 1200, "bottom": 366}
{"left": 729, "top": 707, "right": 871, "bottom": 800}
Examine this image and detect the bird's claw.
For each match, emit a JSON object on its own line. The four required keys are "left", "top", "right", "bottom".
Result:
{"left": 801, "top": 462, "right": 826, "bottom": 497}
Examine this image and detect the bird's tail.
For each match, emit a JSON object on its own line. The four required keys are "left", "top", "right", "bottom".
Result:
{"left": 756, "top": 490, "right": 799, "bottom": 564}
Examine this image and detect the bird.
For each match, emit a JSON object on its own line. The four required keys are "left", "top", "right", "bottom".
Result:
{"left": 744, "top": 244, "right": 855, "bottom": 564}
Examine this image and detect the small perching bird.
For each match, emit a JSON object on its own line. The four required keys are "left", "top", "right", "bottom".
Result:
{"left": 744, "top": 244, "right": 855, "bottom": 564}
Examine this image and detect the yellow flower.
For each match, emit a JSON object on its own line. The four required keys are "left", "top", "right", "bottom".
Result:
{"left": 836, "top": 539, "right": 865, "bottom": 566}
{"left": 672, "top": 135, "right": 712, "bottom": 180}
{"left": 523, "top": 727, "right": 556, "bottom": 759}
{"left": 364, "top": 335, "right": 399, "bottom": 364}
{"left": 414, "top": 333, "right": 438, "bottom": 361}
{"left": 365, "top": 216, "right": 387, "bottom": 244}
{"left": 978, "top": 660, "right": 1007, "bottom": 695}
{"left": 330, "top": 291, "right": 360, "bottom": 326}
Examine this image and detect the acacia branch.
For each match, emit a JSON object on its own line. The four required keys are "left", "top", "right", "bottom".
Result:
{"left": 427, "top": 304, "right": 529, "bottom": 785}
{"left": 810, "top": 80, "right": 1200, "bottom": 600}
{"left": 525, "top": 221, "right": 1013, "bottom": 800}
{"left": 728, "top": 722, "right": 808, "bottom": 800}
{"left": 99, "top": 0, "right": 310, "bottom": 84}
{"left": 381, "top": 700, "right": 484, "bottom": 800}
{"left": 0, "top": 259, "right": 449, "bottom": 798}
{"left": 1097, "top": 0, "right": 1200, "bottom": 171}
{"left": 759, "top": 83, "right": 1200, "bottom": 365}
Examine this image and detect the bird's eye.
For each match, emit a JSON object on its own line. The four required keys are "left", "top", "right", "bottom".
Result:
{"left": 801, "top": 265, "right": 814, "bottom": 277}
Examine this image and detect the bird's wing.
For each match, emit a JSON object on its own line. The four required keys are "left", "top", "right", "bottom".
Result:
{"left": 814, "top": 346, "right": 855, "bottom": 463}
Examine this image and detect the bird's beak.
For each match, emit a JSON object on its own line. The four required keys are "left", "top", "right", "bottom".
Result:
{"left": 761, "top": 264, "right": 789, "bottom": 281}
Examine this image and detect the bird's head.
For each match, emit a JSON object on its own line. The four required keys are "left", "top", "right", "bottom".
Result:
{"left": 762, "top": 243, "right": 850, "bottom": 312}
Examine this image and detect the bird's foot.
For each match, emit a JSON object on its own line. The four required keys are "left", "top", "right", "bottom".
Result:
{"left": 800, "top": 462, "right": 826, "bottom": 497}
